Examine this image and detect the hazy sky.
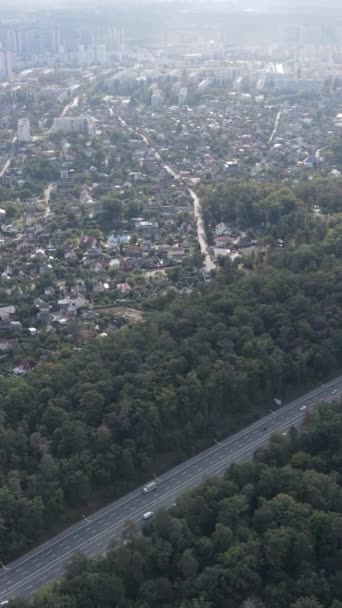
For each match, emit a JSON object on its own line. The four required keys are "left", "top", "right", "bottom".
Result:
{"left": 1, "top": 0, "right": 337, "bottom": 11}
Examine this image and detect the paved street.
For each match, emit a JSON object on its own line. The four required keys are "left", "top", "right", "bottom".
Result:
{"left": 1, "top": 376, "right": 342, "bottom": 602}
{"left": 136, "top": 128, "right": 215, "bottom": 272}
{"left": 0, "top": 136, "right": 17, "bottom": 178}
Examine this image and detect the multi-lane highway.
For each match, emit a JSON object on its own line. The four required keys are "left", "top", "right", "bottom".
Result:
{"left": 1, "top": 376, "right": 342, "bottom": 602}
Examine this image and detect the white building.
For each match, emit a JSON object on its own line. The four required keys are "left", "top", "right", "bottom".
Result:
{"left": 52, "top": 116, "right": 96, "bottom": 136}
{"left": 17, "top": 118, "right": 31, "bottom": 142}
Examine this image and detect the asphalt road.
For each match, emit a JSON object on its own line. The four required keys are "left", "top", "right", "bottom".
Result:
{"left": 1, "top": 376, "right": 342, "bottom": 602}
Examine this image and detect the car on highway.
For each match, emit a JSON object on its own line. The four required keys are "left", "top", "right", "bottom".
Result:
{"left": 261, "top": 426, "right": 268, "bottom": 431}
{"left": 143, "top": 511, "right": 154, "bottom": 520}
{"left": 142, "top": 480, "right": 158, "bottom": 494}
{"left": 299, "top": 405, "right": 307, "bottom": 411}
{"left": 0, "top": 601, "right": 9, "bottom": 606}
{"left": 331, "top": 389, "right": 338, "bottom": 395}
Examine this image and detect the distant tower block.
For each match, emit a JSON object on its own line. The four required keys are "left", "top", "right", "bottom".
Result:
{"left": 17, "top": 118, "right": 31, "bottom": 142}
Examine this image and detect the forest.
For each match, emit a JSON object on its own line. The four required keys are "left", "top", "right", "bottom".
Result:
{"left": 1, "top": 175, "right": 342, "bottom": 561}
{"left": 200, "top": 175, "right": 342, "bottom": 240}
{"left": 10, "top": 403, "right": 342, "bottom": 608}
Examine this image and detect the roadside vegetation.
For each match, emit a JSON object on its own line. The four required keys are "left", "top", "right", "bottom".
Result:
{"left": 10, "top": 403, "right": 342, "bottom": 608}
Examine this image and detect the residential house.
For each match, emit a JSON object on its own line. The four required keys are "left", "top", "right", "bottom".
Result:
{"left": 80, "top": 188, "right": 94, "bottom": 205}
{"left": 107, "top": 232, "right": 131, "bottom": 249}
{"left": 116, "top": 282, "right": 132, "bottom": 294}
{"left": 0, "top": 305, "right": 16, "bottom": 321}
{"left": 58, "top": 294, "right": 88, "bottom": 316}
{"left": 37, "top": 305, "right": 52, "bottom": 324}
{"left": 44, "top": 286, "right": 56, "bottom": 297}
{"left": 214, "top": 235, "right": 233, "bottom": 248}
{"left": 12, "top": 361, "right": 31, "bottom": 376}
{"left": 169, "top": 244, "right": 185, "bottom": 259}
{"left": 234, "top": 234, "right": 256, "bottom": 249}
{"left": 134, "top": 220, "right": 160, "bottom": 241}
{"left": 0, "top": 337, "right": 18, "bottom": 351}
{"left": 215, "top": 223, "right": 231, "bottom": 236}
{"left": 0, "top": 320, "right": 23, "bottom": 334}
{"left": 93, "top": 281, "right": 110, "bottom": 294}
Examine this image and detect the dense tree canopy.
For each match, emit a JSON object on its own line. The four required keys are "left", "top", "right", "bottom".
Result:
{"left": 200, "top": 176, "right": 342, "bottom": 241}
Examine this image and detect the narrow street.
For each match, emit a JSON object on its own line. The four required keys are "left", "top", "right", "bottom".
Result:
{"left": 137, "top": 128, "right": 215, "bottom": 272}
{"left": 268, "top": 110, "right": 282, "bottom": 144}
{"left": 0, "top": 135, "right": 17, "bottom": 178}
{"left": 60, "top": 96, "right": 79, "bottom": 118}
{"left": 43, "top": 183, "right": 55, "bottom": 218}
{"left": 189, "top": 188, "right": 216, "bottom": 272}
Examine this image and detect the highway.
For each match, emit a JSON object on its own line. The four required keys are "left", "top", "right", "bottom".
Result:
{"left": 1, "top": 376, "right": 342, "bottom": 602}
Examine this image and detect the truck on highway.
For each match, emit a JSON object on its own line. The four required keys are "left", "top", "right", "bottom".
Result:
{"left": 142, "top": 480, "right": 158, "bottom": 494}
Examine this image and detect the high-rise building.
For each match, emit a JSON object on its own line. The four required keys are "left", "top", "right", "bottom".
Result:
{"left": 0, "top": 47, "right": 13, "bottom": 81}
{"left": 93, "top": 44, "right": 106, "bottom": 65}
{"left": 5, "top": 30, "right": 22, "bottom": 54}
{"left": 52, "top": 116, "right": 95, "bottom": 136}
{"left": 151, "top": 89, "right": 164, "bottom": 107}
{"left": 78, "top": 44, "right": 107, "bottom": 66}
{"left": 178, "top": 87, "right": 188, "bottom": 105}
{"left": 17, "top": 118, "right": 31, "bottom": 142}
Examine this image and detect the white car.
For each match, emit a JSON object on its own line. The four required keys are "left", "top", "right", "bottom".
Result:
{"left": 331, "top": 389, "right": 338, "bottom": 395}
{"left": 0, "top": 601, "right": 9, "bottom": 606}
{"left": 143, "top": 511, "right": 154, "bottom": 521}
{"left": 299, "top": 405, "right": 307, "bottom": 411}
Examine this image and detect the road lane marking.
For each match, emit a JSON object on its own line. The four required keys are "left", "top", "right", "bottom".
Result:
{"left": 5, "top": 400, "right": 328, "bottom": 599}
{"left": 3, "top": 382, "right": 336, "bottom": 579}
{"left": 3, "top": 386, "right": 342, "bottom": 599}
{"left": 2, "top": 407, "right": 315, "bottom": 598}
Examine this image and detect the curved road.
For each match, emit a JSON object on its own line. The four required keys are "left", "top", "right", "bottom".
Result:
{"left": 1, "top": 376, "right": 342, "bottom": 602}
